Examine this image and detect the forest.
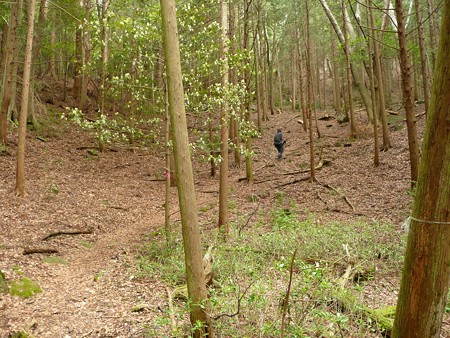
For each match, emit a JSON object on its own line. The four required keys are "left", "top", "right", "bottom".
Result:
{"left": 0, "top": 0, "right": 449, "bottom": 337}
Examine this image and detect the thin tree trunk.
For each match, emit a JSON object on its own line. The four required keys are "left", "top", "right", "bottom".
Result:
{"left": 367, "top": 0, "right": 379, "bottom": 166}
{"left": 16, "top": 0, "right": 36, "bottom": 197}
{"left": 291, "top": 50, "right": 296, "bottom": 112}
{"left": 160, "top": 0, "right": 213, "bottom": 336}
{"left": 306, "top": 0, "right": 315, "bottom": 182}
{"left": 393, "top": 0, "right": 450, "bottom": 334}
{"left": 73, "top": 28, "right": 83, "bottom": 99}
{"left": 394, "top": 0, "right": 420, "bottom": 185}
{"left": 164, "top": 82, "right": 171, "bottom": 243}
{"left": 413, "top": 0, "right": 430, "bottom": 115}
{"left": 369, "top": 0, "right": 390, "bottom": 150}
{"left": 229, "top": 2, "right": 240, "bottom": 167}
{"left": 0, "top": 0, "right": 22, "bottom": 145}
{"left": 341, "top": 0, "right": 356, "bottom": 137}
{"left": 80, "top": 0, "right": 91, "bottom": 111}
{"left": 254, "top": 37, "right": 262, "bottom": 131}
{"left": 218, "top": 0, "right": 229, "bottom": 236}
{"left": 243, "top": 0, "right": 253, "bottom": 183}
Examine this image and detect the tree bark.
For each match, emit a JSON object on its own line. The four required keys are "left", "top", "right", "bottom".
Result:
{"left": 394, "top": 0, "right": 420, "bottom": 185}
{"left": 16, "top": 0, "right": 36, "bottom": 197}
{"left": 341, "top": 0, "right": 356, "bottom": 137}
{"left": 393, "top": 0, "right": 450, "bottom": 335}
{"left": 413, "top": 0, "right": 431, "bottom": 115}
{"left": 80, "top": 0, "right": 92, "bottom": 111}
{"left": 369, "top": 0, "right": 390, "bottom": 150}
{"left": 306, "top": 0, "right": 315, "bottom": 182}
{"left": 218, "top": 0, "right": 229, "bottom": 236}
{"left": 160, "top": 0, "right": 213, "bottom": 336}
{"left": 0, "top": 0, "right": 22, "bottom": 145}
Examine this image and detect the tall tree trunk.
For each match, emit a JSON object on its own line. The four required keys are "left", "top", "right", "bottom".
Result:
{"left": 306, "top": 0, "right": 315, "bottom": 182}
{"left": 80, "top": 0, "right": 92, "bottom": 111}
{"left": 73, "top": 28, "right": 83, "bottom": 99}
{"left": 97, "top": 0, "right": 110, "bottom": 116}
{"left": 341, "top": 0, "right": 356, "bottom": 136}
{"left": 16, "top": 0, "right": 36, "bottom": 197}
{"left": 367, "top": 0, "right": 380, "bottom": 166}
{"left": 369, "top": 0, "right": 390, "bottom": 150}
{"left": 0, "top": 0, "right": 22, "bottom": 145}
{"left": 393, "top": 0, "right": 450, "bottom": 334}
{"left": 160, "top": 0, "right": 213, "bottom": 336}
{"left": 413, "top": 0, "right": 431, "bottom": 115}
{"left": 228, "top": 2, "right": 240, "bottom": 166}
{"left": 218, "top": 0, "right": 229, "bottom": 236}
{"left": 291, "top": 50, "right": 296, "bottom": 112}
{"left": 243, "top": 0, "right": 253, "bottom": 183}
{"left": 164, "top": 82, "right": 171, "bottom": 243}
{"left": 330, "top": 30, "right": 341, "bottom": 114}
{"left": 394, "top": 0, "right": 420, "bottom": 185}
{"left": 254, "top": 37, "right": 262, "bottom": 131}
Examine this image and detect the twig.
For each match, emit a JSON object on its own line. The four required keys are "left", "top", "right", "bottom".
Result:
{"left": 108, "top": 206, "right": 129, "bottom": 211}
{"left": 275, "top": 176, "right": 310, "bottom": 189}
{"left": 281, "top": 248, "right": 298, "bottom": 338}
{"left": 42, "top": 229, "right": 93, "bottom": 241}
{"left": 238, "top": 204, "right": 260, "bottom": 235}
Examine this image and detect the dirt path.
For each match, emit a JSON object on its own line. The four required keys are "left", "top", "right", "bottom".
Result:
{"left": 1, "top": 108, "right": 426, "bottom": 336}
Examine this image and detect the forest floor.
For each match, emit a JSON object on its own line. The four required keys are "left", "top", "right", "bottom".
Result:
{"left": 2, "top": 103, "right": 447, "bottom": 337}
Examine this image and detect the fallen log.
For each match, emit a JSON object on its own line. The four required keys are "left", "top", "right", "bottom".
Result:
{"left": 23, "top": 248, "right": 59, "bottom": 255}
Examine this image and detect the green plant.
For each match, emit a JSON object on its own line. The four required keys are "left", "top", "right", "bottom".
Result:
{"left": 9, "top": 278, "right": 42, "bottom": 298}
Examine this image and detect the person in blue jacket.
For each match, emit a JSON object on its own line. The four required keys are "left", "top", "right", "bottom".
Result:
{"left": 273, "top": 128, "right": 286, "bottom": 159}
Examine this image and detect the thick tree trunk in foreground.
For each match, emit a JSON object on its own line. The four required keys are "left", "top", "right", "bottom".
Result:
{"left": 394, "top": 0, "right": 420, "bottom": 185}
{"left": 16, "top": 0, "right": 36, "bottom": 197}
{"left": 393, "top": 1, "right": 450, "bottom": 335}
{"left": 160, "top": 0, "right": 213, "bottom": 336}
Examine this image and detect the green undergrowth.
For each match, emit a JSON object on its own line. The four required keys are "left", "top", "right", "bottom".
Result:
{"left": 137, "top": 206, "right": 406, "bottom": 337}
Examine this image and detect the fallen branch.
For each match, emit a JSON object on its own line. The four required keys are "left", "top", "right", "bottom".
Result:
{"left": 108, "top": 206, "right": 129, "bottom": 211}
{"left": 317, "top": 180, "right": 356, "bottom": 211}
{"left": 275, "top": 176, "right": 310, "bottom": 188}
{"left": 213, "top": 280, "right": 256, "bottom": 321}
{"left": 42, "top": 229, "right": 93, "bottom": 241}
{"left": 283, "top": 114, "right": 301, "bottom": 126}
{"left": 238, "top": 204, "right": 260, "bottom": 235}
{"left": 23, "top": 248, "right": 59, "bottom": 255}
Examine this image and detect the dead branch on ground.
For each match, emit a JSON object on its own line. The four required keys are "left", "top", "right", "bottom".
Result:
{"left": 23, "top": 248, "right": 59, "bottom": 255}
{"left": 239, "top": 204, "right": 260, "bottom": 235}
{"left": 42, "top": 229, "right": 93, "bottom": 241}
{"left": 317, "top": 179, "right": 356, "bottom": 211}
{"left": 213, "top": 280, "right": 256, "bottom": 321}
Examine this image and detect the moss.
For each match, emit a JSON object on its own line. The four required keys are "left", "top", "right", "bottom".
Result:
{"left": 42, "top": 256, "right": 67, "bottom": 265}
{"left": 9, "top": 278, "right": 42, "bottom": 298}
{"left": 0, "top": 270, "right": 8, "bottom": 293}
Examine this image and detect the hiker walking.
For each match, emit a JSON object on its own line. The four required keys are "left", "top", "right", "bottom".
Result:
{"left": 273, "top": 128, "right": 286, "bottom": 159}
